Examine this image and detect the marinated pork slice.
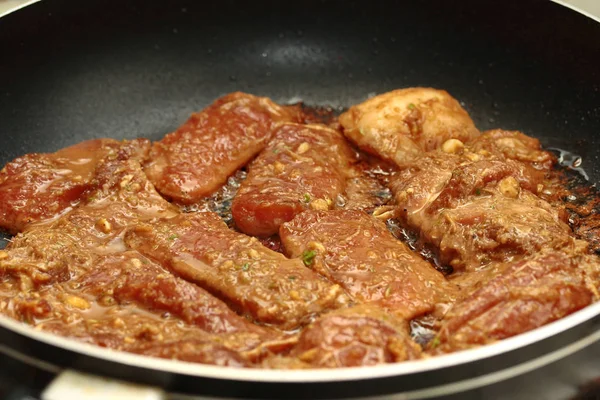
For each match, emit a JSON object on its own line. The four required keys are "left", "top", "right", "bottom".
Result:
{"left": 390, "top": 149, "right": 575, "bottom": 272}
{"left": 0, "top": 141, "right": 281, "bottom": 357}
{"left": 431, "top": 250, "right": 599, "bottom": 352}
{"left": 231, "top": 123, "right": 353, "bottom": 237}
{"left": 339, "top": 88, "right": 480, "bottom": 167}
{"left": 468, "top": 129, "right": 555, "bottom": 170}
{"left": 0, "top": 138, "right": 124, "bottom": 234}
{"left": 131, "top": 339, "right": 249, "bottom": 366}
{"left": 4, "top": 283, "right": 265, "bottom": 365}
{"left": 124, "top": 212, "right": 349, "bottom": 330}
{"left": 77, "top": 251, "right": 268, "bottom": 335}
{"left": 0, "top": 138, "right": 174, "bottom": 287}
{"left": 280, "top": 210, "right": 457, "bottom": 319}
{"left": 287, "top": 305, "right": 421, "bottom": 367}
{"left": 145, "top": 92, "right": 300, "bottom": 204}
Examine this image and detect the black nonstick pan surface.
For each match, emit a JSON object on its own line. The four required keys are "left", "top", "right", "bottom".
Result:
{"left": 0, "top": 0, "right": 599, "bottom": 399}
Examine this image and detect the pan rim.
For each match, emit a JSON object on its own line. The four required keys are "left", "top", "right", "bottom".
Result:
{"left": 0, "top": 0, "right": 599, "bottom": 388}
{"left": 0, "top": 301, "right": 599, "bottom": 382}
{"left": 2, "top": 0, "right": 600, "bottom": 23}
{"left": 551, "top": 0, "right": 600, "bottom": 23}
{"left": 0, "top": 0, "right": 39, "bottom": 18}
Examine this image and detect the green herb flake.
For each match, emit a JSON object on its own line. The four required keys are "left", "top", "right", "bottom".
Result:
{"left": 301, "top": 249, "right": 317, "bottom": 267}
{"left": 168, "top": 234, "right": 179, "bottom": 241}
{"left": 268, "top": 282, "right": 277, "bottom": 290}
{"left": 408, "top": 103, "right": 416, "bottom": 110}
{"left": 302, "top": 193, "right": 311, "bottom": 203}
{"left": 288, "top": 275, "right": 297, "bottom": 281}
{"left": 475, "top": 188, "right": 482, "bottom": 196}
{"left": 430, "top": 336, "right": 441, "bottom": 348}
{"left": 273, "top": 148, "right": 280, "bottom": 154}
{"left": 241, "top": 263, "right": 250, "bottom": 271}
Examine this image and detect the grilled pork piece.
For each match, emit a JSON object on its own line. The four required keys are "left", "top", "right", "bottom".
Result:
{"left": 339, "top": 88, "right": 480, "bottom": 167}
{"left": 389, "top": 132, "right": 573, "bottom": 272}
{"left": 232, "top": 123, "right": 353, "bottom": 237}
{"left": 0, "top": 138, "right": 173, "bottom": 286}
{"left": 287, "top": 305, "right": 421, "bottom": 367}
{"left": 0, "top": 141, "right": 279, "bottom": 359}
{"left": 431, "top": 250, "right": 599, "bottom": 352}
{"left": 77, "top": 251, "right": 267, "bottom": 335}
{"left": 469, "top": 129, "right": 555, "bottom": 170}
{"left": 0, "top": 138, "right": 125, "bottom": 234}
{"left": 125, "top": 212, "right": 349, "bottom": 330}
{"left": 280, "top": 210, "right": 457, "bottom": 320}
{"left": 145, "top": 92, "right": 299, "bottom": 204}
{"left": 130, "top": 339, "right": 250, "bottom": 366}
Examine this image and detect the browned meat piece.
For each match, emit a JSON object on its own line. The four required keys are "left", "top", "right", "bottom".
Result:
{"left": 4, "top": 282, "right": 268, "bottom": 355}
{"left": 5, "top": 284, "right": 272, "bottom": 365}
{"left": 231, "top": 123, "right": 353, "bottom": 237}
{"left": 125, "top": 212, "right": 349, "bottom": 330}
{"left": 78, "top": 251, "right": 268, "bottom": 335}
{"left": 427, "top": 192, "right": 576, "bottom": 270}
{"left": 280, "top": 210, "right": 457, "bottom": 319}
{"left": 432, "top": 251, "right": 599, "bottom": 352}
{"left": 288, "top": 305, "right": 421, "bottom": 368}
{"left": 130, "top": 339, "right": 249, "bottom": 366}
{"left": 145, "top": 92, "right": 299, "bottom": 204}
{"left": 0, "top": 139, "right": 178, "bottom": 287}
{"left": 36, "top": 305, "right": 243, "bottom": 353}
{"left": 2, "top": 244, "right": 297, "bottom": 365}
{"left": 0, "top": 139, "right": 123, "bottom": 234}
{"left": 390, "top": 147, "right": 575, "bottom": 272}
{"left": 469, "top": 129, "right": 555, "bottom": 170}
{"left": 0, "top": 141, "right": 284, "bottom": 362}
{"left": 339, "top": 88, "right": 480, "bottom": 167}
{"left": 1, "top": 251, "right": 271, "bottom": 357}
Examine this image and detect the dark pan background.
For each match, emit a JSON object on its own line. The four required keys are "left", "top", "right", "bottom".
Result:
{"left": 0, "top": 0, "right": 599, "bottom": 398}
{"left": 0, "top": 0, "right": 599, "bottom": 172}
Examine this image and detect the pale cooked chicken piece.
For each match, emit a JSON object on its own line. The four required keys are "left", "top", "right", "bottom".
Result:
{"left": 339, "top": 88, "right": 480, "bottom": 167}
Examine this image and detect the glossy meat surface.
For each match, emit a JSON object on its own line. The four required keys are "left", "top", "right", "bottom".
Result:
{"left": 0, "top": 141, "right": 280, "bottom": 362}
{"left": 469, "top": 129, "right": 555, "bottom": 170}
{"left": 78, "top": 251, "right": 267, "bottom": 335}
{"left": 287, "top": 305, "right": 421, "bottom": 367}
{"left": 280, "top": 210, "right": 457, "bottom": 319}
{"left": 0, "top": 139, "right": 123, "bottom": 234}
{"left": 125, "top": 212, "right": 349, "bottom": 330}
{"left": 145, "top": 92, "right": 299, "bottom": 204}
{"left": 389, "top": 135, "right": 572, "bottom": 271}
{"left": 232, "top": 123, "right": 353, "bottom": 237}
{"left": 339, "top": 88, "right": 479, "bottom": 167}
{"left": 0, "top": 139, "right": 169, "bottom": 287}
{"left": 1, "top": 90, "right": 599, "bottom": 370}
{"left": 433, "top": 250, "right": 598, "bottom": 352}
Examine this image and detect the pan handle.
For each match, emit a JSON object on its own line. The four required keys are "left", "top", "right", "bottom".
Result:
{"left": 41, "top": 369, "right": 166, "bottom": 400}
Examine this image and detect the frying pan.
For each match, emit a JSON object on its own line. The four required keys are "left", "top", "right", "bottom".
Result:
{"left": 1, "top": 0, "right": 600, "bottom": 398}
